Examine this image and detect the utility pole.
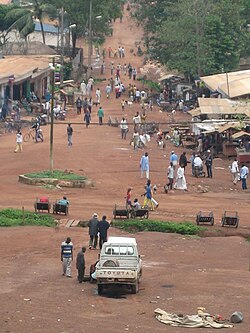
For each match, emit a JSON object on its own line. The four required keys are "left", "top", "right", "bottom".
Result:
{"left": 50, "top": 57, "right": 55, "bottom": 174}
{"left": 87, "top": 0, "right": 92, "bottom": 79}
{"left": 60, "top": 7, "right": 64, "bottom": 86}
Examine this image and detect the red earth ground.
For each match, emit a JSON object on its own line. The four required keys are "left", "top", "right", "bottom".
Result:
{"left": 0, "top": 8, "right": 250, "bottom": 333}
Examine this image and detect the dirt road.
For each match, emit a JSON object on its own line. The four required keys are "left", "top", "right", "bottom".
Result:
{"left": 0, "top": 8, "right": 250, "bottom": 333}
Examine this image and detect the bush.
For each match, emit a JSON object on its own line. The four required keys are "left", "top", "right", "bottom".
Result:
{"left": 112, "top": 219, "right": 203, "bottom": 235}
{"left": 136, "top": 78, "right": 161, "bottom": 92}
{"left": 25, "top": 170, "right": 86, "bottom": 181}
{"left": 0, "top": 208, "right": 55, "bottom": 227}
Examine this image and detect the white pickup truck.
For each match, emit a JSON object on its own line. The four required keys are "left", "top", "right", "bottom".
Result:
{"left": 95, "top": 236, "right": 142, "bottom": 295}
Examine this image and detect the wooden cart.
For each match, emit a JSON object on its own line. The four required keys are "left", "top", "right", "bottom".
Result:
{"left": 34, "top": 198, "right": 51, "bottom": 213}
{"left": 113, "top": 204, "right": 130, "bottom": 219}
{"left": 130, "top": 207, "right": 149, "bottom": 219}
{"left": 53, "top": 203, "right": 69, "bottom": 215}
{"left": 221, "top": 211, "right": 239, "bottom": 228}
{"left": 196, "top": 211, "right": 214, "bottom": 225}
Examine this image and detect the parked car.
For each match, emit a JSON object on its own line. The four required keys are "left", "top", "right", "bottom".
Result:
{"left": 95, "top": 237, "right": 142, "bottom": 295}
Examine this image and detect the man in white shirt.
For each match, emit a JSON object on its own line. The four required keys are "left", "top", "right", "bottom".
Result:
{"left": 14, "top": 130, "right": 23, "bottom": 153}
{"left": 120, "top": 117, "right": 128, "bottom": 140}
{"left": 231, "top": 158, "right": 239, "bottom": 185}
{"left": 194, "top": 155, "right": 203, "bottom": 168}
{"left": 133, "top": 112, "right": 141, "bottom": 131}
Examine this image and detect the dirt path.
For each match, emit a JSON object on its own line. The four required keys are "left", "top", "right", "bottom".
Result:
{"left": 0, "top": 7, "right": 250, "bottom": 333}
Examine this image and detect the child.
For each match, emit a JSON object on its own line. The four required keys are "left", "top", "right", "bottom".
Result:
{"left": 126, "top": 188, "right": 132, "bottom": 207}
{"left": 133, "top": 198, "right": 141, "bottom": 209}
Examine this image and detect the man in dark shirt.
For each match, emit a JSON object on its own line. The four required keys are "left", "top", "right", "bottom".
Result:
{"left": 98, "top": 216, "right": 110, "bottom": 249}
{"left": 67, "top": 123, "right": 73, "bottom": 147}
{"left": 76, "top": 247, "right": 86, "bottom": 283}
{"left": 88, "top": 213, "right": 99, "bottom": 249}
{"left": 179, "top": 151, "right": 188, "bottom": 170}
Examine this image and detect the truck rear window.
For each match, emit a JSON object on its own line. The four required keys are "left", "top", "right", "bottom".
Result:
{"left": 105, "top": 246, "right": 134, "bottom": 255}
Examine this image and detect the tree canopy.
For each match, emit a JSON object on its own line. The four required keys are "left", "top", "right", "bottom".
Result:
{"left": 133, "top": 0, "right": 250, "bottom": 78}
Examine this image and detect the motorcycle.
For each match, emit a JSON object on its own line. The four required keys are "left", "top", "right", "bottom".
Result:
{"left": 54, "top": 107, "right": 66, "bottom": 120}
{"left": 37, "top": 114, "right": 47, "bottom": 126}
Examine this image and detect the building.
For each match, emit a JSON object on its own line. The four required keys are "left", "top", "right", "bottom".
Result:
{"left": 0, "top": 55, "right": 52, "bottom": 106}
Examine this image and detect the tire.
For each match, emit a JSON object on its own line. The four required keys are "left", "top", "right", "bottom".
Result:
{"left": 23, "top": 133, "right": 30, "bottom": 142}
{"left": 102, "top": 260, "right": 119, "bottom": 267}
{"left": 131, "top": 282, "right": 139, "bottom": 294}
{"left": 97, "top": 284, "right": 103, "bottom": 295}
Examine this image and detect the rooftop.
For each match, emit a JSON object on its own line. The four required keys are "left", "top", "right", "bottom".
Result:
{"left": 0, "top": 55, "right": 54, "bottom": 84}
{"left": 201, "top": 70, "right": 250, "bottom": 98}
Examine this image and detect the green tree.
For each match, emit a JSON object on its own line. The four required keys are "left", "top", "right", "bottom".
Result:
{"left": 134, "top": 0, "right": 250, "bottom": 78}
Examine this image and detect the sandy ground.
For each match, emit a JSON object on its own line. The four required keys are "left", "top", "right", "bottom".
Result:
{"left": 0, "top": 7, "right": 250, "bottom": 333}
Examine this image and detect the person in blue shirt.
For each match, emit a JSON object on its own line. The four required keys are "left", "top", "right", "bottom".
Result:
{"left": 240, "top": 164, "right": 249, "bottom": 190}
{"left": 140, "top": 152, "right": 150, "bottom": 179}
{"left": 61, "top": 237, "right": 73, "bottom": 278}
{"left": 170, "top": 151, "right": 178, "bottom": 171}
{"left": 58, "top": 196, "right": 69, "bottom": 206}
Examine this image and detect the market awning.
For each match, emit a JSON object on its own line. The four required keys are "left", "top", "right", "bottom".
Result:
{"left": 217, "top": 122, "right": 241, "bottom": 133}
{"left": 231, "top": 131, "right": 250, "bottom": 139}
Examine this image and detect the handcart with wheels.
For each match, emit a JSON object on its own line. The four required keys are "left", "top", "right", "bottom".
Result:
{"left": 196, "top": 211, "right": 214, "bottom": 225}
{"left": 34, "top": 197, "right": 51, "bottom": 213}
{"left": 221, "top": 211, "right": 239, "bottom": 228}
{"left": 130, "top": 207, "right": 149, "bottom": 219}
{"left": 113, "top": 204, "right": 130, "bottom": 219}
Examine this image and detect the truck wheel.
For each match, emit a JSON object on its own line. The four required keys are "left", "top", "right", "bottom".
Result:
{"left": 131, "top": 282, "right": 139, "bottom": 294}
{"left": 97, "top": 284, "right": 103, "bottom": 295}
{"left": 102, "top": 259, "right": 119, "bottom": 267}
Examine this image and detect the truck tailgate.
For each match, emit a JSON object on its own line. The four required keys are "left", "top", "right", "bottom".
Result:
{"left": 96, "top": 268, "right": 137, "bottom": 279}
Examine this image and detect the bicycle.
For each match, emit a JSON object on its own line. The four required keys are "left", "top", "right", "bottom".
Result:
{"left": 23, "top": 128, "right": 44, "bottom": 142}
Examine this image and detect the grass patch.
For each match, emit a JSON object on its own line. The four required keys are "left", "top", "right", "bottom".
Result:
{"left": 25, "top": 170, "right": 86, "bottom": 181}
{"left": 0, "top": 208, "right": 55, "bottom": 227}
{"left": 112, "top": 219, "right": 203, "bottom": 235}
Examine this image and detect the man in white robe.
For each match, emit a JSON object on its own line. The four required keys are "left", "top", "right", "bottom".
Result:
{"left": 174, "top": 166, "right": 187, "bottom": 190}
{"left": 80, "top": 81, "right": 87, "bottom": 96}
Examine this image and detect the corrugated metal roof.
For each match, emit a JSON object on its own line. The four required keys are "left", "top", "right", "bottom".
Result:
{"left": 201, "top": 70, "right": 250, "bottom": 98}
{"left": 34, "top": 22, "right": 59, "bottom": 34}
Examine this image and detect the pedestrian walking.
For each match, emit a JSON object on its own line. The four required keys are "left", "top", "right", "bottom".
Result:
{"left": 231, "top": 158, "right": 239, "bottom": 185}
{"left": 132, "top": 130, "right": 139, "bottom": 150}
{"left": 84, "top": 110, "right": 91, "bottom": 128}
{"left": 96, "top": 88, "right": 101, "bottom": 104}
{"left": 98, "top": 216, "right": 110, "bottom": 249}
{"left": 88, "top": 213, "right": 99, "bottom": 249}
{"left": 67, "top": 123, "right": 73, "bottom": 147}
{"left": 76, "top": 247, "right": 86, "bottom": 283}
{"left": 140, "top": 152, "right": 150, "bottom": 179}
{"left": 120, "top": 117, "right": 128, "bottom": 139}
{"left": 167, "top": 162, "right": 174, "bottom": 190}
{"left": 240, "top": 164, "right": 249, "bottom": 190}
{"left": 174, "top": 165, "right": 187, "bottom": 191}
{"left": 205, "top": 150, "right": 213, "bottom": 178}
{"left": 132, "top": 68, "right": 137, "bottom": 81}
{"left": 179, "top": 151, "right": 188, "bottom": 170}
{"left": 75, "top": 97, "right": 82, "bottom": 115}
{"left": 170, "top": 151, "right": 178, "bottom": 171}
{"left": 105, "top": 84, "right": 112, "bottom": 99}
{"left": 97, "top": 106, "right": 104, "bottom": 125}
{"left": 14, "top": 130, "right": 23, "bottom": 153}
{"left": 61, "top": 237, "right": 73, "bottom": 278}
{"left": 142, "top": 179, "right": 158, "bottom": 210}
